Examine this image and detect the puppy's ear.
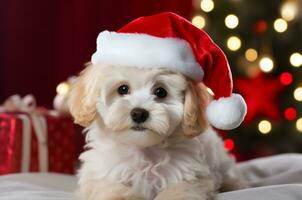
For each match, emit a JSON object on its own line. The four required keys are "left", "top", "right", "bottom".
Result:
{"left": 182, "top": 80, "right": 209, "bottom": 137}
{"left": 68, "top": 64, "right": 100, "bottom": 127}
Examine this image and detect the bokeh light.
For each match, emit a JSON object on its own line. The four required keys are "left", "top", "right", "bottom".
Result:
{"left": 227, "top": 36, "right": 241, "bottom": 51}
{"left": 290, "top": 53, "right": 302, "bottom": 67}
{"left": 258, "top": 120, "right": 272, "bottom": 134}
{"left": 200, "top": 0, "right": 214, "bottom": 12}
{"left": 224, "top": 139, "right": 235, "bottom": 151}
{"left": 245, "top": 48, "right": 258, "bottom": 62}
{"left": 56, "top": 82, "right": 70, "bottom": 95}
{"left": 192, "top": 15, "right": 206, "bottom": 29}
{"left": 284, "top": 107, "right": 297, "bottom": 121}
{"left": 225, "top": 14, "right": 239, "bottom": 29}
{"left": 279, "top": 72, "right": 293, "bottom": 85}
{"left": 296, "top": 118, "right": 302, "bottom": 132}
{"left": 206, "top": 87, "right": 214, "bottom": 96}
{"left": 259, "top": 57, "right": 274, "bottom": 72}
{"left": 293, "top": 87, "right": 302, "bottom": 101}
{"left": 273, "top": 18, "right": 288, "bottom": 33}
{"left": 253, "top": 20, "right": 268, "bottom": 34}
{"left": 281, "top": 1, "right": 297, "bottom": 21}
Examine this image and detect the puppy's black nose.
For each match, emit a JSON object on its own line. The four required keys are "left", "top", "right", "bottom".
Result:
{"left": 131, "top": 108, "right": 149, "bottom": 123}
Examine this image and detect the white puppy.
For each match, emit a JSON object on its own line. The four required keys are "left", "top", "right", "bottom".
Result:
{"left": 68, "top": 64, "right": 247, "bottom": 200}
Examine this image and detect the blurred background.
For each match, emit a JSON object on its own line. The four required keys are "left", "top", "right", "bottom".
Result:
{"left": 0, "top": 0, "right": 301, "bottom": 163}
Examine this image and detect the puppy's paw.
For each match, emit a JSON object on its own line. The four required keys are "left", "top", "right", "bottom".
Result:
{"left": 154, "top": 181, "right": 215, "bottom": 200}
{"left": 154, "top": 192, "right": 213, "bottom": 200}
{"left": 77, "top": 178, "right": 145, "bottom": 200}
{"left": 104, "top": 195, "right": 144, "bottom": 200}
{"left": 87, "top": 192, "right": 144, "bottom": 200}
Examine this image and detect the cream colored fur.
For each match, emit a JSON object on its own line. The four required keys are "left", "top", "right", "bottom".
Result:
{"left": 68, "top": 64, "right": 247, "bottom": 200}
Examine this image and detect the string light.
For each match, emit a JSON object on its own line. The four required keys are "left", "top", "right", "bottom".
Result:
{"left": 245, "top": 48, "right": 258, "bottom": 62}
{"left": 284, "top": 107, "right": 297, "bottom": 121}
{"left": 225, "top": 14, "right": 239, "bottom": 29}
{"left": 281, "top": 1, "right": 297, "bottom": 21}
{"left": 279, "top": 72, "right": 293, "bottom": 85}
{"left": 259, "top": 57, "right": 274, "bottom": 72}
{"left": 258, "top": 120, "right": 272, "bottom": 134}
{"left": 290, "top": 53, "right": 302, "bottom": 67}
{"left": 296, "top": 118, "right": 302, "bottom": 132}
{"left": 227, "top": 36, "right": 241, "bottom": 51}
{"left": 273, "top": 18, "right": 288, "bottom": 33}
{"left": 200, "top": 0, "right": 214, "bottom": 12}
{"left": 56, "top": 82, "right": 70, "bottom": 95}
{"left": 224, "top": 139, "right": 235, "bottom": 151}
{"left": 192, "top": 15, "right": 206, "bottom": 29}
{"left": 293, "top": 87, "right": 302, "bottom": 101}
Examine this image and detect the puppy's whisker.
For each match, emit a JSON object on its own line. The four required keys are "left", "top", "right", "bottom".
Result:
{"left": 143, "top": 108, "right": 170, "bottom": 135}
{"left": 144, "top": 119, "right": 170, "bottom": 136}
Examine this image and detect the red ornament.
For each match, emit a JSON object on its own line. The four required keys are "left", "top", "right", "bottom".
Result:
{"left": 284, "top": 107, "right": 297, "bottom": 121}
{"left": 224, "top": 139, "right": 235, "bottom": 151}
{"left": 234, "top": 73, "right": 285, "bottom": 124}
{"left": 253, "top": 20, "right": 268, "bottom": 34}
{"left": 280, "top": 72, "right": 293, "bottom": 85}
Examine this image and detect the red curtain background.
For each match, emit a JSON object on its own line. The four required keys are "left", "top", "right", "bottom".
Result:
{"left": 0, "top": 0, "right": 193, "bottom": 107}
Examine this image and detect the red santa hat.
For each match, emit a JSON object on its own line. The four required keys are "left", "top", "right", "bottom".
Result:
{"left": 91, "top": 12, "right": 247, "bottom": 130}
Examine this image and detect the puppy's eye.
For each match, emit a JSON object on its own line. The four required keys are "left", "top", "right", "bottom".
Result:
{"left": 154, "top": 87, "right": 167, "bottom": 98}
{"left": 117, "top": 84, "right": 130, "bottom": 95}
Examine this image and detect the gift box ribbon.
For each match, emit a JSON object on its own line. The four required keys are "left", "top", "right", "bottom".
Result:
{"left": 0, "top": 94, "right": 48, "bottom": 172}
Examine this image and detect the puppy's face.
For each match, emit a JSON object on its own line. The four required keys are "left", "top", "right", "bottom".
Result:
{"left": 68, "top": 64, "right": 208, "bottom": 147}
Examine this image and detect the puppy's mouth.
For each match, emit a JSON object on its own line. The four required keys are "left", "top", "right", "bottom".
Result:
{"left": 131, "top": 125, "right": 147, "bottom": 131}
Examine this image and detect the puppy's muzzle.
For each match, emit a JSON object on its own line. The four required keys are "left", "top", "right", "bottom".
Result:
{"left": 131, "top": 107, "right": 149, "bottom": 123}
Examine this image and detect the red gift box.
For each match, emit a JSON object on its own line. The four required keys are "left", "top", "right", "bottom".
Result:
{"left": 47, "top": 114, "right": 77, "bottom": 174}
{"left": 0, "top": 95, "right": 80, "bottom": 175}
{"left": 0, "top": 113, "right": 24, "bottom": 174}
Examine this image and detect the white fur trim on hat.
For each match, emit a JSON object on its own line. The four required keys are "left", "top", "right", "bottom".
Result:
{"left": 206, "top": 93, "right": 247, "bottom": 130}
{"left": 91, "top": 31, "right": 204, "bottom": 81}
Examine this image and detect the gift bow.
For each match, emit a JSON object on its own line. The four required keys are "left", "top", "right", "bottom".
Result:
{"left": 1, "top": 94, "right": 36, "bottom": 112}
{"left": 0, "top": 94, "right": 48, "bottom": 173}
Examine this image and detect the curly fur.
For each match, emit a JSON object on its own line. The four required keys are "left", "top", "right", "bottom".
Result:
{"left": 68, "top": 64, "right": 247, "bottom": 200}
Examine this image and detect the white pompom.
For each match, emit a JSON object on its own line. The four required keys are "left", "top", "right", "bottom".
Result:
{"left": 206, "top": 93, "right": 247, "bottom": 130}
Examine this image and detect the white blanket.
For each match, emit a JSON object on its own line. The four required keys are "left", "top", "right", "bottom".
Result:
{"left": 0, "top": 154, "right": 302, "bottom": 200}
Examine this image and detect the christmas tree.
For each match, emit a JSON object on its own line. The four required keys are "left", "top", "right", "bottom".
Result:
{"left": 191, "top": 0, "right": 302, "bottom": 160}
